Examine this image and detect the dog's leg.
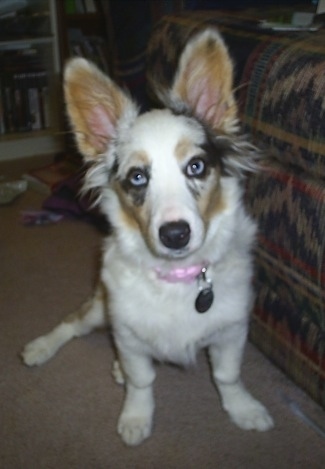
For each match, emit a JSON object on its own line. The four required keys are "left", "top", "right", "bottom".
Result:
{"left": 115, "top": 347, "right": 156, "bottom": 446}
{"left": 22, "top": 282, "right": 108, "bottom": 366}
{"left": 209, "top": 323, "right": 274, "bottom": 432}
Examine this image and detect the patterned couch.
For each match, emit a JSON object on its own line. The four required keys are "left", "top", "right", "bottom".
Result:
{"left": 146, "top": 9, "right": 325, "bottom": 408}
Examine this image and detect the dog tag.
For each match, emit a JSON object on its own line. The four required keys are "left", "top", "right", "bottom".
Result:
{"left": 195, "top": 287, "right": 214, "bottom": 313}
{"left": 195, "top": 266, "right": 214, "bottom": 313}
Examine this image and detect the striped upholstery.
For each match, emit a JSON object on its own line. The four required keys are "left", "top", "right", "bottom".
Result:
{"left": 246, "top": 162, "right": 325, "bottom": 406}
{"left": 146, "top": 10, "right": 325, "bottom": 407}
{"left": 239, "top": 31, "right": 325, "bottom": 178}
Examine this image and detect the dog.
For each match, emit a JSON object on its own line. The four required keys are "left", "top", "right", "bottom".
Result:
{"left": 22, "top": 28, "right": 274, "bottom": 446}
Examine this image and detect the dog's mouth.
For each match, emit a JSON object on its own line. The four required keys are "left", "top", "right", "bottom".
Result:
{"left": 159, "top": 248, "right": 191, "bottom": 260}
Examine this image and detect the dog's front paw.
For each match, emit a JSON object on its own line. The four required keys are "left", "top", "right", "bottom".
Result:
{"left": 219, "top": 382, "right": 274, "bottom": 432}
{"left": 21, "top": 336, "right": 55, "bottom": 366}
{"left": 228, "top": 398, "right": 274, "bottom": 432}
{"left": 118, "top": 412, "right": 152, "bottom": 446}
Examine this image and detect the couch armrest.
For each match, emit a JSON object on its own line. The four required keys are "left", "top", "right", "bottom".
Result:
{"left": 239, "top": 29, "right": 325, "bottom": 178}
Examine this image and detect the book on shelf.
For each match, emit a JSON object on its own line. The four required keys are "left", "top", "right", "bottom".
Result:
{"left": 65, "top": 0, "right": 97, "bottom": 15}
{"left": 0, "top": 46, "right": 50, "bottom": 135}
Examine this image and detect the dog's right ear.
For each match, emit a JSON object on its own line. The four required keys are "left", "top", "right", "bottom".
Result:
{"left": 164, "top": 29, "right": 238, "bottom": 134}
{"left": 64, "top": 58, "right": 138, "bottom": 160}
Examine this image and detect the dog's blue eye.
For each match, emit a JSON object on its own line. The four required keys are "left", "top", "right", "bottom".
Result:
{"left": 128, "top": 169, "right": 148, "bottom": 187}
{"left": 186, "top": 158, "right": 206, "bottom": 178}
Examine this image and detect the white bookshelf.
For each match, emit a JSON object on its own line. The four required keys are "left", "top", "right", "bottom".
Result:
{"left": 0, "top": 0, "right": 64, "bottom": 161}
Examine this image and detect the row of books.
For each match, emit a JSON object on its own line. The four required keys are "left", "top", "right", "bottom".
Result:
{"left": 0, "top": 47, "right": 50, "bottom": 135}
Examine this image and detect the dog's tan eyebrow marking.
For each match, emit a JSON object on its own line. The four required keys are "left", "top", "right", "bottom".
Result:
{"left": 130, "top": 150, "right": 150, "bottom": 165}
{"left": 175, "top": 138, "right": 192, "bottom": 162}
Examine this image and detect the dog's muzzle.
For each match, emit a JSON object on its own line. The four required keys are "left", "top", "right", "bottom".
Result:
{"left": 159, "top": 220, "right": 190, "bottom": 250}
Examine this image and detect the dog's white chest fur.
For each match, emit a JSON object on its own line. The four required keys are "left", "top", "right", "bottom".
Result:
{"left": 101, "top": 216, "right": 254, "bottom": 366}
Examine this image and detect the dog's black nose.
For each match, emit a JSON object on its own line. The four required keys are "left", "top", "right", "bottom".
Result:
{"left": 159, "top": 220, "right": 191, "bottom": 249}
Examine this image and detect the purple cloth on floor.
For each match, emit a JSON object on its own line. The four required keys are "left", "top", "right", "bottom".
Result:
{"left": 43, "top": 172, "right": 110, "bottom": 233}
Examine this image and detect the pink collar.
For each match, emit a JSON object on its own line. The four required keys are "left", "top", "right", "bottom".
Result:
{"left": 154, "top": 264, "right": 206, "bottom": 284}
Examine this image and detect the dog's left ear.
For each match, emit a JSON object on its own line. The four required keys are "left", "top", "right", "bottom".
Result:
{"left": 64, "top": 58, "right": 138, "bottom": 160}
{"left": 170, "top": 29, "right": 238, "bottom": 134}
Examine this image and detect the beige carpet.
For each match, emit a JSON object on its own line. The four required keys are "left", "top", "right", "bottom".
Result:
{"left": 1, "top": 162, "right": 325, "bottom": 468}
